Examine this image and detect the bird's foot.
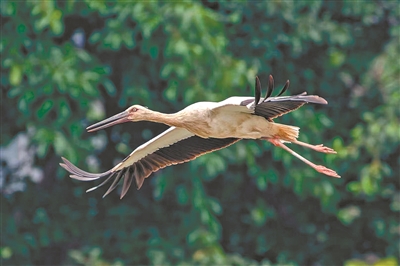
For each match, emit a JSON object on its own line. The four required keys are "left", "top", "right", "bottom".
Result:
{"left": 312, "top": 144, "right": 337, "bottom": 154}
{"left": 267, "top": 138, "right": 282, "bottom": 147}
{"left": 315, "top": 165, "right": 341, "bottom": 178}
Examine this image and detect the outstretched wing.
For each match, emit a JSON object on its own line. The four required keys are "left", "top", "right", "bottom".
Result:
{"left": 211, "top": 94, "right": 327, "bottom": 122}
{"left": 240, "top": 76, "right": 328, "bottom": 121}
{"left": 60, "top": 127, "right": 240, "bottom": 198}
{"left": 253, "top": 93, "right": 327, "bottom": 121}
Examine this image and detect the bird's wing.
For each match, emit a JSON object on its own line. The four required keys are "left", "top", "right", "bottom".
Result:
{"left": 60, "top": 127, "right": 240, "bottom": 198}
{"left": 211, "top": 94, "right": 327, "bottom": 121}
{"left": 214, "top": 76, "right": 328, "bottom": 120}
{"left": 250, "top": 93, "right": 328, "bottom": 121}
{"left": 244, "top": 75, "right": 328, "bottom": 121}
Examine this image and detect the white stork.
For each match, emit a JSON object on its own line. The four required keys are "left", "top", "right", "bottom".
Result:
{"left": 60, "top": 76, "right": 339, "bottom": 199}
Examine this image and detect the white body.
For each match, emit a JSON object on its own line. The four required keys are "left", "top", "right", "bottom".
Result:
{"left": 174, "top": 97, "right": 297, "bottom": 139}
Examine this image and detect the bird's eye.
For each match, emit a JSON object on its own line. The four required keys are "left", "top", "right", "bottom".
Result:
{"left": 131, "top": 107, "right": 138, "bottom": 112}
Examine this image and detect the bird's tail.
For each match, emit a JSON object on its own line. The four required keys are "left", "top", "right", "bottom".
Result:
{"left": 272, "top": 123, "right": 299, "bottom": 142}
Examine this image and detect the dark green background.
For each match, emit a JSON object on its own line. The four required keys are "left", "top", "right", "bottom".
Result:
{"left": 1, "top": 1, "right": 399, "bottom": 265}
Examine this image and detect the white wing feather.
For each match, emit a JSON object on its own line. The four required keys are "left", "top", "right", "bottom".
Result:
{"left": 112, "top": 127, "right": 194, "bottom": 172}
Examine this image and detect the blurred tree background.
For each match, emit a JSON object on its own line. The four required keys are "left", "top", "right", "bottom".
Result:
{"left": 1, "top": 1, "right": 399, "bottom": 265}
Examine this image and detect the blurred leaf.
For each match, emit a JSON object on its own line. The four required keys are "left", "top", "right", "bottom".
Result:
{"left": 10, "top": 65, "right": 22, "bottom": 86}
{"left": 37, "top": 100, "right": 54, "bottom": 119}
{"left": 374, "top": 257, "right": 398, "bottom": 266}
{"left": 0, "top": 247, "right": 13, "bottom": 260}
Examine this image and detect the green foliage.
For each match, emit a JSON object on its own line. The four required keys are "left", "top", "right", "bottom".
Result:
{"left": 1, "top": 1, "right": 398, "bottom": 265}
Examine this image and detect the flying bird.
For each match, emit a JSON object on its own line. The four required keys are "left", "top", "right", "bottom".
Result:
{"left": 60, "top": 75, "right": 339, "bottom": 199}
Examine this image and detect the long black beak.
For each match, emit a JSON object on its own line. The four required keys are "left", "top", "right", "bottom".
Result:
{"left": 86, "top": 110, "right": 130, "bottom": 132}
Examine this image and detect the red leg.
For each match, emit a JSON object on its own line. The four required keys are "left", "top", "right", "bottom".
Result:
{"left": 267, "top": 138, "right": 340, "bottom": 178}
{"left": 292, "top": 140, "right": 337, "bottom": 154}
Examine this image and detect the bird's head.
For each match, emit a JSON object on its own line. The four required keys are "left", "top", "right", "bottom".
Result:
{"left": 86, "top": 104, "right": 150, "bottom": 132}
{"left": 125, "top": 105, "right": 152, "bottom": 121}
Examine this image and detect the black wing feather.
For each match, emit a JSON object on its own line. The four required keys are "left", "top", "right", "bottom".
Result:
{"left": 103, "top": 170, "right": 125, "bottom": 198}
{"left": 254, "top": 76, "right": 261, "bottom": 106}
{"left": 263, "top": 75, "right": 274, "bottom": 100}
{"left": 276, "top": 80, "right": 290, "bottom": 96}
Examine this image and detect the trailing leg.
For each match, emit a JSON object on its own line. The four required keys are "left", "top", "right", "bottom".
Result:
{"left": 292, "top": 140, "right": 337, "bottom": 154}
{"left": 266, "top": 138, "right": 340, "bottom": 178}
